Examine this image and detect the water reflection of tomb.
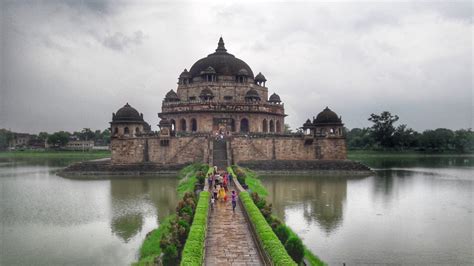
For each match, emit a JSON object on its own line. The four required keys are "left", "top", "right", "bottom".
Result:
{"left": 263, "top": 175, "right": 347, "bottom": 233}
{"left": 109, "top": 177, "right": 178, "bottom": 242}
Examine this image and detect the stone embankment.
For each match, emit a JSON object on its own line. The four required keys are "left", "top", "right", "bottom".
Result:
{"left": 59, "top": 158, "right": 187, "bottom": 176}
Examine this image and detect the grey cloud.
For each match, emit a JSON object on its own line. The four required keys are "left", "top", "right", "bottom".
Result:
{"left": 102, "top": 31, "right": 145, "bottom": 50}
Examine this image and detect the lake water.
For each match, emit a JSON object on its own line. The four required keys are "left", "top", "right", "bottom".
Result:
{"left": 261, "top": 156, "right": 474, "bottom": 265}
{"left": 0, "top": 156, "right": 472, "bottom": 265}
{"left": 0, "top": 158, "right": 179, "bottom": 265}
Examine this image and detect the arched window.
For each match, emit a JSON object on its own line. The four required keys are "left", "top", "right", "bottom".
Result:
{"left": 262, "top": 119, "right": 268, "bottom": 133}
{"left": 180, "top": 119, "right": 187, "bottom": 132}
{"left": 276, "top": 121, "right": 281, "bottom": 133}
{"left": 113, "top": 127, "right": 119, "bottom": 136}
{"left": 124, "top": 127, "right": 130, "bottom": 135}
{"left": 135, "top": 127, "right": 140, "bottom": 136}
{"left": 240, "top": 118, "right": 249, "bottom": 133}
{"left": 230, "top": 118, "right": 236, "bottom": 132}
{"left": 269, "top": 120, "right": 275, "bottom": 133}
{"left": 170, "top": 119, "right": 176, "bottom": 132}
{"left": 191, "top": 118, "right": 197, "bottom": 132}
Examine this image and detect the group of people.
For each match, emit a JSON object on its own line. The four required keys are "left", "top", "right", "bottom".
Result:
{"left": 208, "top": 166, "right": 237, "bottom": 212}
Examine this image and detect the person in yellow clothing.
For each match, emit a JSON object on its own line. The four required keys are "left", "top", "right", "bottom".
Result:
{"left": 218, "top": 186, "right": 226, "bottom": 201}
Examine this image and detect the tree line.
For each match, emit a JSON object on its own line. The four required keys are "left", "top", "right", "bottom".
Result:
{"left": 346, "top": 111, "right": 473, "bottom": 152}
{"left": 0, "top": 128, "right": 111, "bottom": 150}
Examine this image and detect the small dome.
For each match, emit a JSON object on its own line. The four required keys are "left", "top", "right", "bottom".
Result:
{"left": 179, "top": 69, "right": 191, "bottom": 78}
{"left": 314, "top": 107, "right": 342, "bottom": 125}
{"left": 238, "top": 68, "right": 249, "bottom": 76}
{"left": 255, "top": 72, "right": 267, "bottom": 82}
{"left": 245, "top": 89, "right": 260, "bottom": 101}
{"left": 200, "top": 88, "right": 214, "bottom": 98}
{"left": 303, "top": 119, "right": 313, "bottom": 128}
{"left": 200, "top": 66, "right": 216, "bottom": 75}
{"left": 165, "top": 90, "right": 180, "bottom": 102}
{"left": 113, "top": 103, "right": 143, "bottom": 122}
{"left": 268, "top": 93, "right": 281, "bottom": 103}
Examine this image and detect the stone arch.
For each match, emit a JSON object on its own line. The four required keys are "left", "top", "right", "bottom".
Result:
{"left": 276, "top": 120, "right": 281, "bottom": 133}
{"left": 135, "top": 127, "right": 140, "bottom": 135}
{"left": 124, "top": 127, "right": 130, "bottom": 135}
{"left": 269, "top": 120, "right": 275, "bottom": 133}
{"left": 240, "top": 118, "right": 249, "bottom": 133}
{"left": 113, "top": 127, "right": 118, "bottom": 136}
{"left": 191, "top": 118, "right": 197, "bottom": 132}
{"left": 180, "top": 118, "right": 187, "bottom": 132}
{"left": 262, "top": 119, "right": 268, "bottom": 133}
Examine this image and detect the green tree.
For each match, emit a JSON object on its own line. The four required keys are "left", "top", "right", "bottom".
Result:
{"left": 368, "top": 111, "right": 399, "bottom": 148}
{"left": 0, "top": 129, "right": 14, "bottom": 150}
{"left": 453, "top": 129, "right": 473, "bottom": 152}
{"left": 392, "top": 124, "right": 417, "bottom": 150}
{"left": 38, "top": 132, "right": 49, "bottom": 142}
{"left": 80, "top": 128, "right": 95, "bottom": 141}
{"left": 47, "top": 131, "right": 70, "bottom": 147}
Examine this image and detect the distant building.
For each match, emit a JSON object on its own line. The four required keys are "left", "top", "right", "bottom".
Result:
{"left": 9, "top": 133, "right": 33, "bottom": 149}
{"left": 66, "top": 140, "right": 95, "bottom": 151}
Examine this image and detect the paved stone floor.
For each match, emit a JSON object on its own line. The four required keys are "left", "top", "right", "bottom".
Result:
{"left": 204, "top": 187, "right": 263, "bottom": 266}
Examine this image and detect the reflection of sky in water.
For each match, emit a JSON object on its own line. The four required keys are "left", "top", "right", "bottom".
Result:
{"left": 262, "top": 164, "right": 474, "bottom": 265}
{"left": 0, "top": 160, "right": 179, "bottom": 265}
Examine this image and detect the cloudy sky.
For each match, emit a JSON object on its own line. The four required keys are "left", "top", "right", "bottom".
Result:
{"left": 1, "top": 0, "right": 472, "bottom": 134}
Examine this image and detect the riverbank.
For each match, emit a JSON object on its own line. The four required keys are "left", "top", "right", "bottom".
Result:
{"left": 0, "top": 150, "right": 110, "bottom": 159}
{"left": 348, "top": 150, "right": 474, "bottom": 168}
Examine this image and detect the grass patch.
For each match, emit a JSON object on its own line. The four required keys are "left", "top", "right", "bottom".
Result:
{"left": 133, "top": 215, "right": 175, "bottom": 266}
{"left": 176, "top": 163, "right": 209, "bottom": 198}
{"left": 0, "top": 150, "right": 110, "bottom": 159}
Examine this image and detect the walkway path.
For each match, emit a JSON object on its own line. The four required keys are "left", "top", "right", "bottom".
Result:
{"left": 204, "top": 185, "right": 263, "bottom": 266}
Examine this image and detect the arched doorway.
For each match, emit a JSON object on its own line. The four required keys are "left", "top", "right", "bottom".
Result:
{"left": 191, "top": 118, "right": 197, "bottom": 132}
{"left": 269, "top": 120, "right": 275, "bottom": 133}
{"left": 262, "top": 119, "right": 268, "bottom": 133}
{"left": 124, "top": 127, "right": 130, "bottom": 136}
{"left": 180, "top": 119, "right": 187, "bottom": 132}
{"left": 276, "top": 120, "right": 281, "bottom": 133}
{"left": 240, "top": 118, "right": 249, "bottom": 133}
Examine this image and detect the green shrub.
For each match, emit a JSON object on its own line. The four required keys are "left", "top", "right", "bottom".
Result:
{"left": 180, "top": 191, "right": 210, "bottom": 266}
{"left": 162, "top": 244, "right": 179, "bottom": 265}
{"left": 239, "top": 192, "right": 297, "bottom": 265}
{"left": 275, "top": 225, "right": 290, "bottom": 244}
{"left": 285, "top": 236, "right": 305, "bottom": 264}
{"left": 195, "top": 170, "right": 205, "bottom": 185}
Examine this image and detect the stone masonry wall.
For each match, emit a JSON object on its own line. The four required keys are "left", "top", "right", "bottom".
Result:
{"left": 111, "top": 136, "right": 210, "bottom": 165}
{"left": 230, "top": 136, "right": 347, "bottom": 164}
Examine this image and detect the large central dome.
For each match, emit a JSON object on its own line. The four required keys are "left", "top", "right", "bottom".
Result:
{"left": 188, "top": 37, "right": 254, "bottom": 79}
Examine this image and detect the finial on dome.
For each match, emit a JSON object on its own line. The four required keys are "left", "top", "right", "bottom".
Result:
{"left": 216, "top": 37, "right": 227, "bottom": 52}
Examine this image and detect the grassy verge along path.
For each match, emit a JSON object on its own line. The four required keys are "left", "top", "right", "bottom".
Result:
{"left": 134, "top": 163, "right": 209, "bottom": 266}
